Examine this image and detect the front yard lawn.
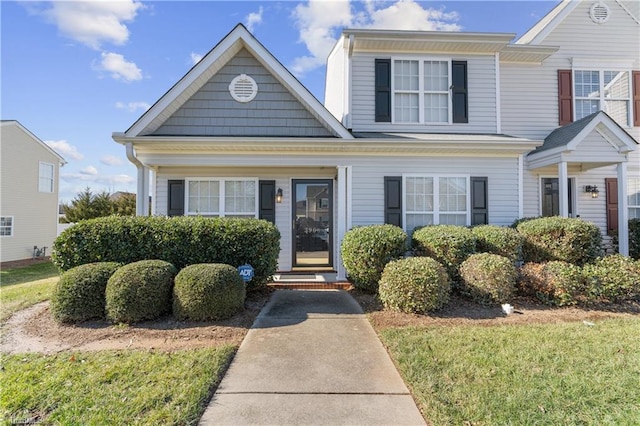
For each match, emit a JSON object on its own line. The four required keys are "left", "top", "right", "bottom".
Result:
{"left": 0, "top": 347, "right": 234, "bottom": 425}
{"left": 1, "top": 262, "right": 59, "bottom": 321}
{"left": 380, "top": 318, "right": 640, "bottom": 425}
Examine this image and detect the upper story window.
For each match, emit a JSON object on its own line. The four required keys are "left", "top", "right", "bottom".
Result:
{"left": 186, "top": 178, "right": 257, "bottom": 217}
{"left": 0, "top": 216, "right": 13, "bottom": 237}
{"left": 629, "top": 177, "right": 640, "bottom": 219}
{"left": 376, "top": 58, "right": 468, "bottom": 124}
{"left": 574, "top": 70, "right": 631, "bottom": 126}
{"left": 393, "top": 59, "right": 450, "bottom": 124}
{"left": 38, "top": 162, "right": 54, "bottom": 193}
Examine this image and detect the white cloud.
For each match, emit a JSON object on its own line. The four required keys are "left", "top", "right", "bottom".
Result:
{"left": 115, "top": 101, "right": 150, "bottom": 112}
{"left": 290, "top": 0, "right": 461, "bottom": 75}
{"left": 190, "top": 52, "right": 204, "bottom": 65}
{"left": 245, "top": 6, "right": 264, "bottom": 32}
{"left": 61, "top": 172, "right": 135, "bottom": 185}
{"left": 98, "top": 52, "right": 142, "bottom": 81}
{"left": 79, "top": 165, "right": 99, "bottom": 176}
{"left": 101, "top": 155, "right": 125, "bottom": 166}
{"left": 39, "top": 0, "right": 144, "bottom": 50}
{"left": 291, "top": 0, "right": 352, "bottom": 76}
{"left": 44, "top": 140, "right": 84, "bottom": 161}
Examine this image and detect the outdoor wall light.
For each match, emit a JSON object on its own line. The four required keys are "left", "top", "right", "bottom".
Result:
{"left": 585, "top": 185, "right": 599, "bottom": 198}
{"left": 276, "top": 188, "right": 283, "bottom": 203}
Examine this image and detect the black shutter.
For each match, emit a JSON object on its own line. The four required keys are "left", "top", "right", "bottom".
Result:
{"left": 167, "top": 180, "right": 184, "bottom": 217}
{"left": 384, "top": 176, "right": 402, "bottom": 227}
{"left": 470, "top": 177, "right": 488, "bottom": 225}
{"left": 259, "top": 180, "right": 276, "bottom": 224}
{"left": 452, "top": 61, "right": 468, "bottom": 123}
{"left": 375, "top": 59, "right": 391, "bottom": 122}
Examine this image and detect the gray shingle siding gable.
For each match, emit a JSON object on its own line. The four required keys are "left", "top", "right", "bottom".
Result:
{"left": 154, "top": 49, "right": 333, "bottom": 137}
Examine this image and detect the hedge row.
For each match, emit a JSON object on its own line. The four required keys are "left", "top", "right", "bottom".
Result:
{"left": 518, "top": 254, "right": 640, "bottom": 306}
{"left": 52, "top": 260, "right": 247, "bottom": 324}
{"left": 52, "top": 216, "right": 280, "bottom": 290}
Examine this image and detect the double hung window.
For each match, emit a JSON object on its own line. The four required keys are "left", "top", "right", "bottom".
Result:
{"left": 0, "top": 217, "right": 13, "bottom": 237}
{"left": 404, "top": 175, "right": 469, "bottom": 231}
{"left": 39, "top": 162, "right": 54, "bottom": 193}
{"left": 574, "top": 70, "right": 631, "bottom": 126}
{"left": 393, "top": 60, "right": 450, "bottom": 124}
{"left": 186, "top": 178, "right": 257, "bottom": 217}
{"left": 629, "top": 177, "right": 640, "bottom": 219}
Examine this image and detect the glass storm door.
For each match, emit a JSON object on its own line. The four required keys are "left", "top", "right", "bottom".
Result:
{"left": 293, "top": 180, "right": 332, "bottom": 267}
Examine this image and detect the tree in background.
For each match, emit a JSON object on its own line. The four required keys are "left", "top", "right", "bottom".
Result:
{"left": 60, "top": 188, "right": 137, "bottom": 223}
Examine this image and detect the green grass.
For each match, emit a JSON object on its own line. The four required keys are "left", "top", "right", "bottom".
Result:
{"left": 0, "top": 262, "right": 60, "bottom": 321}
{"left": 0, "top": 347, "right": 235, "bottom": 425}
{"left": 0, "top": 277, "right": 58, "bottom": 321}
{"left": 380, "top": 318, "right": 640, "bottom": 425}
{"left": 1, "top": 261, "right": 59, "bottom": 286}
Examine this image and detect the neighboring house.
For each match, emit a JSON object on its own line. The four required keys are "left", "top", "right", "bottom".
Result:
{"left": 113, "top": 0, "right": 639, "bottom": 279}
{"left": 1, "top": 120, "right": 66, "bottom": 263}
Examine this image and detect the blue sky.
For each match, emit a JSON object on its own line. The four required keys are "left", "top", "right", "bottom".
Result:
{"left": 2, "top": 0, "right": 557, "bottom": 203}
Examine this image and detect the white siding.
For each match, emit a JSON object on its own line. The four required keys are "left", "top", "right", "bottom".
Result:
{"left": 350, "top": 53, "right": 497, "bottom": 133}
{"left": 0, "top": 123, "right": 61, "bottom": 262}
{"left": 501, "top": 0, "right": 640, "bottom": 143}
{"left": 325, "top": 37, "right": 346, "bottom": 126}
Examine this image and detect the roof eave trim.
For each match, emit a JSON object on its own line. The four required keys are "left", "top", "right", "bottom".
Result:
{"left": 516, "top": 0, "right": 578, "bottom": 45}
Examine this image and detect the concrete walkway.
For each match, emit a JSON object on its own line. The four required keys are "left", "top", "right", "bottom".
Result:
{"left": 199, "top": 289, "right": 426, "bottom": 425}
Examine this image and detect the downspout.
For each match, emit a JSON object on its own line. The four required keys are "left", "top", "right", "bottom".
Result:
{"left": 125, "top": 142, "right": 149, "bottom": 216}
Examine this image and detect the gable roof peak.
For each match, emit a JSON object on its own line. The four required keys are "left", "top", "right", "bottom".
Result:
{"left": 120, "top": 23, "right": 352, "bottom": 140}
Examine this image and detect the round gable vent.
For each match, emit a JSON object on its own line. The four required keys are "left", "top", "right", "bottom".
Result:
{"left": 229, "top": 74, "right": 258, "bottom": 103}
{"left": 590, "top": 2, "right": 610, "bottom": 24}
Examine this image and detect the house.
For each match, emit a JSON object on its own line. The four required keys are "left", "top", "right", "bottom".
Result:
{"left": 113, "top": 0, "right": 639, "bottom": 279}
{"left": 1, "top": 120, "right": 66, "bottom": 263}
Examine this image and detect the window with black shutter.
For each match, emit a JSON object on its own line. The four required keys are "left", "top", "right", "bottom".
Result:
{"left": 167, "top": 180, "right": 184, "bottom": 217}
{"left": 375, "top": 59, "right": 391, "bottom": 122}
{"left": 452, "top": 61, "right": 468, "bottom": 123}
{"left": 384, "top": 176, "right": 402, "bottom": 227}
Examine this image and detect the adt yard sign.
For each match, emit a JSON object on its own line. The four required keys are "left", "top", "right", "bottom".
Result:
{"left": 238, "top": 264, "right": 254, "bottom": 282}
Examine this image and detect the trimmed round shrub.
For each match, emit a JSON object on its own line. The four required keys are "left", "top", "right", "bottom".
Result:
{"left": 583, "top": 255, "right": 640, "bottom": 303}
{"left": 459, "top": 253, "right": 516, "bottom": 305}
{"left": 52, "top": 216, "right": 279, "bottom": 290}
{"left": 379, "top": 257, "right": 450, "bottom": 314}
{"left": 517, "top": 217, "right": 602, "bottom": 265}
{"left": 105, "top": 260, "right": 177, "bottom": 323}
{"left": 538, "top": 261, "right": 585, "bottom": 306}
{"left": 472, "top": 225, "right": 524, "bottom": 262}
{"left": 411, "top": 225, "right": 476, "bottom": 280}
{"left": 340, "top": 224, "right": 407, "bottom": 293}
{"left": 50, "top": 262, "right": 120, "bottom": 323}
{"left": 173, "top": 264, "right": 246, "bottom": 321}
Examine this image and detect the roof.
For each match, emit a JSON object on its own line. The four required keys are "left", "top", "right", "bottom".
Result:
{"left": 530, "top": 111, "right": 638, "bottom": 155}
{"left": 118, "top": 24, "right": 352, "bottom": 140}
{"left": 0, "top": 120, "right": 67, "bottom": 165}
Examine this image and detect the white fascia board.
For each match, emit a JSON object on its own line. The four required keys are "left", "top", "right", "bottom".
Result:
{"left": 2, "top": 120, "right": 67, "bottom": 164}
{"left": 516, "top": 0, "right": 577, "bottom": 45}
{"left": 126, "top": 26, "right": 247, "bottom": 137}
{"left": 567, "top": 113, "right": 638, "bottom": 152}
{"left": 239, "top": 30, "right": 353, "bottom": 139}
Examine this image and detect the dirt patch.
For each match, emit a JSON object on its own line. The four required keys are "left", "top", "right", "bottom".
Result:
{"left": 350, "top": 290, "right": 640, "bottom": 330}
{"left": 1, "top": 289, "right": 272, "bottom": 354}
{"left": 3, "top": 288, "right": 639, "bottom": 354}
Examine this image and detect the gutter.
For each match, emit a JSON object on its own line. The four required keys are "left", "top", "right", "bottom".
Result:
{"left": 125, "top": 142, "right": 150, "bottom": 216}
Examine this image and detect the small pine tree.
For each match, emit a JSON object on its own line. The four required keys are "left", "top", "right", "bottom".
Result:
{"left": 61, "top": 187, "right": 114, "bottom": 223}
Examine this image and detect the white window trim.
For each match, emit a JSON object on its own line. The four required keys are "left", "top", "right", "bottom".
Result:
{"left": 628, "top": 177, "right": 640, "bottom": 218}
{"left": 391, "top": 57, "right": 453, "bottom": 125}
{"left": 402, "top": 174, "right": 471, "bottom": 229}
{"left": 184, "top": 177, "right": 259, "bottom": 217}
{"left": 572, "top": 68, "right": 633, "bottom": 128}
{"left": 0, "top": 216, "right": 14, "bottom": 237}
{"left": 38, "top": 161, "right": 55, "bottom": 193}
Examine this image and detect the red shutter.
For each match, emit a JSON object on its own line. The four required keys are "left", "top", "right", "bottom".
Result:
{"left": 632, "top": 71, "right": 640, "bottom": 127}
{"left": 605, "top": 178, "right": 618, "bottom": 236}
{"left": 558, "top": 70, "right": 573, "bottom": 125}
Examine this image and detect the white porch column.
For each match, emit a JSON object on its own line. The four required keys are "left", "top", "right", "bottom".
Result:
{"left": 336, "top": 166, "right": 351, "bottom": 280}
{"left": 137, "top": 166, "right": 150, "bottom": 216}
{"left": 617, "top": 163, "right": 629, "bottom": 256}
{"left": 558, "top": 161, "right": 569, "bottom": 217}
